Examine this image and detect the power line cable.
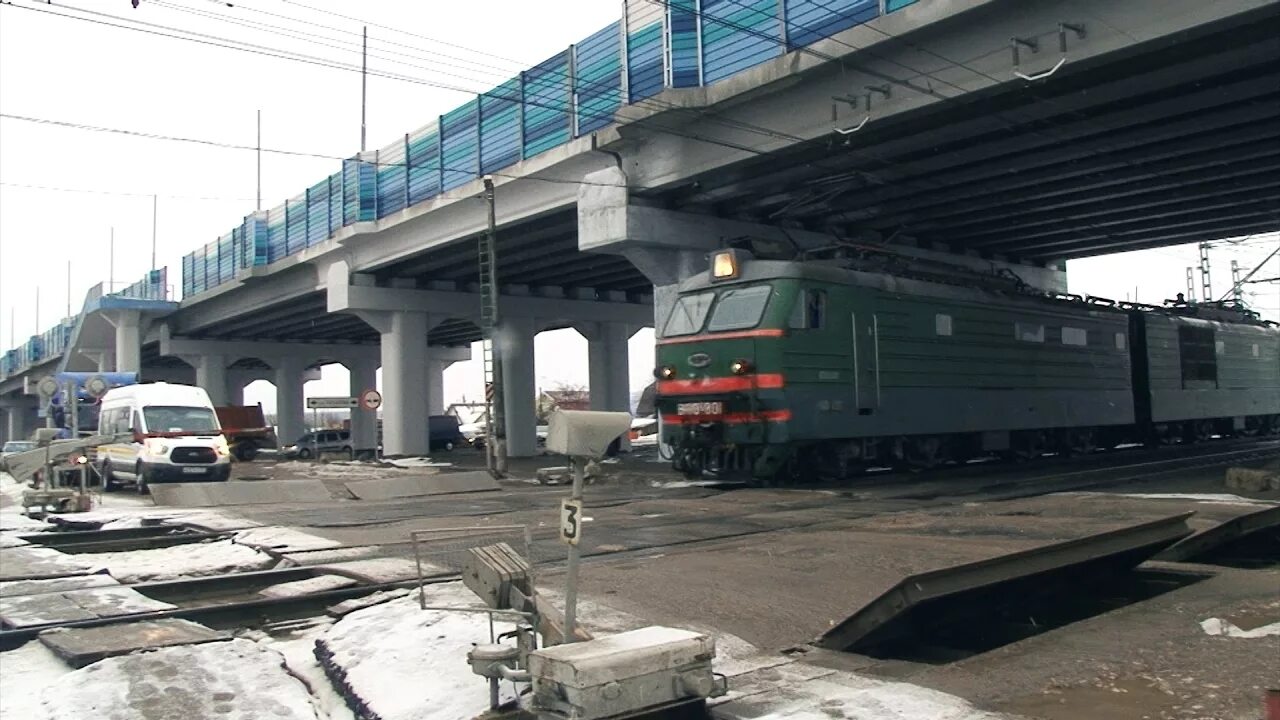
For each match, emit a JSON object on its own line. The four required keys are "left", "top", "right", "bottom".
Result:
{"left": 0, "top": 181, "right": 256, "bottom": 202}
{"left": 0, "top": 111, "right": 632, "bottom": 190}
{"left": 3, "top": 1, "right": 776, "bottom": 157}
{"left": 147, "top": 0, "right": 512, "bottom": 85}
{"left": 274, "top": 0, "right": 536, "bottom": 68}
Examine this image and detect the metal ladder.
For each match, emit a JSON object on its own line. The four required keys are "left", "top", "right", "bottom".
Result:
{"left": 478, "top": 178, "right": 505, "bottom": 476}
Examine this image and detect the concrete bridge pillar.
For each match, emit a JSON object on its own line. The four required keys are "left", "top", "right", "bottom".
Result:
{"left": 579, "top": 320, "right": 634, "bottom": 450}
{"left": 347, "top": 357, "right": 379, "bottom": 454}
{"left": 194, "top": 355, "right": 229, "bottom": 406}
{"left": 362, "top": 310, "right": 442, "bottom": 457}
{"left": 274, "top": 356, "right": 306, "bottom": 447}
{"left": 496, "top": 315, "right": 538, "bottom": 458}
{"left": 103, "top": 310, "right": 144, "bottom": 376}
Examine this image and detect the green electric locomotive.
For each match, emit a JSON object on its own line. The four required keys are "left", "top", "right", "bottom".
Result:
{"left": 654, "top": 247, "right": 1280, "bottom": 481}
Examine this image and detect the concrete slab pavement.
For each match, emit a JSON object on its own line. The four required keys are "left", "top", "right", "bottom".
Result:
{"left": 342, "top": 470, "right": 499, "bottom": 500}
{"left": 38, "top": 618, "right": 228, "bottom": 667}
{"left": 149, "top": 479, "right": 334, "bottom": 507}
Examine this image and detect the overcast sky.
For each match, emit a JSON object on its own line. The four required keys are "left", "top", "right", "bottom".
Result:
{"left": 0, "top": 1, "right": 1275, "bottom": 413}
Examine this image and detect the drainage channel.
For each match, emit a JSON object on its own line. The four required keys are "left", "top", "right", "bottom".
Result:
{"left": 813, "top": 513, "right": 1196, "bottom": 663}
{"left": 16, "top": 526, "right": 230, "bottom": 553}
{"left": 0, "top": 565, "right": 457, "bottom": 648}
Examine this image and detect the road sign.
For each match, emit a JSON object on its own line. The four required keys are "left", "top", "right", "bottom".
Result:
{"left": 359, "top": 388, "right": 382, "bottom": 411}
{"left": 307, "top": 396, "right": 358, "bottom": 409}
{"left": 559, "top": 498, "right": 582, "bottom": 546}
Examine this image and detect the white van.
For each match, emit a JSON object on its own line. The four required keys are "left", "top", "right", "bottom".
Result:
{"left": 97, "top": 383, "right": 232, "bottom": 491}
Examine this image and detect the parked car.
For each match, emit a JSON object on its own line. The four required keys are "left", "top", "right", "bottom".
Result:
{"left": 283, "top": 429, "right": 352, "bottom": 460}
{"left": 1, "top": 440, "right": 36, "bottom": 472}
{"left": 428, "top": 415, "right": 465, "bottom": 451}
{"left": 96, "top": 382, "right": 231, "bottom": 492}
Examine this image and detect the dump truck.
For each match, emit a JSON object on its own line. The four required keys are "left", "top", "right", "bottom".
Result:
{"left": 214, "top": 404, "right": 277, "bottom": 461}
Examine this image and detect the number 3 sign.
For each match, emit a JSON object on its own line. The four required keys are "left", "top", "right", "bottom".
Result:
{"left": 560, "top": 499, "right": 582, "bottom": 546}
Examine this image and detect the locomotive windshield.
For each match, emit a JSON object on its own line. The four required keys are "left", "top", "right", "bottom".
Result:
{"left": 662, "top": 285, "right": 773, "bottom": 337}
{"left": 706, "top": 285, "right": 773, "bottom": 331}
{"left": 663, "top": 291, "right": 716, "bottom": 337}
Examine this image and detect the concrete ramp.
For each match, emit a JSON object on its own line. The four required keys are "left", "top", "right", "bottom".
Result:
{"left": 1155, "top": 504, "right": 1280, "bottom": 565}
{"left": 343, "top": 470, "right": 498, "bottom": 500}
{"left": 814, "top": 513, "right": 1194, "bottom": 652}
{"left": 149, "top": 479, "right": 333, "bottom": 507}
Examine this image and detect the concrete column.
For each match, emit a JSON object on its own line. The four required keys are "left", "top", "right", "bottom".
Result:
{"left": 426, "top": 353, "right": 447, "bottom": 416}
{"left": 586, "top": 322, "right": 632, "bottom": 414}
{"left": 4, "top": 408, "right": 24, "bottom": 443}
{"left": 348, "top": 357, "right": 378, "bottom": 453}
{"left": 226, "top": 377, "right": 247, "bottom": 407}
{"left": 274, "top": 356, "right": 306, "bottom": 447}
{"left": 580, "top": 321, "right": 633, "bottom": 452}
{"left": 497, "top": 315, "right": 538, "bottom": 457}
{"left": 379, "top": 311, "right": 431, "bottom": 457}
{"left": 195, "top": 355, "right": 229, "bottom": 406}
{"left": 105, "top": 310, "right": 143, "bottom": 375}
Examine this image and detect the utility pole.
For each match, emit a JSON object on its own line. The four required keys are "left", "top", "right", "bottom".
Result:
{"left": 1198, "top": 242, "right": 1212, "bottom": 303}
{"left": 151, "top": 194, "right": 158, "bottom": 272}
{"left": 1230, "top": 259, "right": 1243, "bottom": 302}
{"left": 109, "top": 227, "right": 115, "bottom": 292}
{"left": 66, "top": 261, "right": 72, "bottom": 319}
{"left": 256, "top": 109, "right": 263, "bottom": 211}
{"left": 1185, "top": 267, "right": 1196, "bottom": 303}
{"left": 360, "top": 26, "right": 368, "bottom": 153}
{"left": 479, "top": 177, "right": 506, "bottom": 477}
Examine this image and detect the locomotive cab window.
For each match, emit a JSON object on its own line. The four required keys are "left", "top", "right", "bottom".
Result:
{"left": 707, "top": 284, "right": 773, "bottom": 332}
{"left": 662, "top": 291, "right": 715, "bottom": 337}
{"left": 1178, "top": 325, "right": 1217, "bottom": 385}
{"left": 1015, "top": 322, "right": 1045, "bottom": 343}
{"left": 789, "top": 289, "right": 826, "bottom": 329}
{"left": 1062, "top": 327, "right": 1087, "bottom": 346}
{"left": 935, "top": 313, "right": 953, "bottom": 337}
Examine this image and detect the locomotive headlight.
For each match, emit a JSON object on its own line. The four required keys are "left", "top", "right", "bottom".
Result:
{"left": 729, "top": 359, "right": 752, "bottom": 375}
{"left": 655, "top": 365, "right": 677, "bottom": 380}
{"left": 711, "top": 250, "right": 739, "bottom": 280}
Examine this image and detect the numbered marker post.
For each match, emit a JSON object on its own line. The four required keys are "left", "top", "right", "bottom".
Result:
{"left": 544, "top": 410, "right": 632, "bottom": 644}
{"left": 560, "top": 498, "right": 582, "bottom": 546}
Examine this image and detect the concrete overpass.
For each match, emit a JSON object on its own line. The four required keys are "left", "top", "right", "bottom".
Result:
{"left": 4, "top": 0, "right": 1277, "bottom": 453}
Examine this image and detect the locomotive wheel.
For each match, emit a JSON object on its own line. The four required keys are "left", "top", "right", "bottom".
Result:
{"left": 905, "top": 436, "right": 943, "bottom": 469}
{"left": 1062, "top": 429, "right": 1096, "bottom": 457}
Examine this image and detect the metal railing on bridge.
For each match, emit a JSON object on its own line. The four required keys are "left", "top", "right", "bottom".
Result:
{"left": 181, "top": 0, "right": 925, "bottom": 299}
{"left": 1, "top": 269, "right": 171, "bottom": 381}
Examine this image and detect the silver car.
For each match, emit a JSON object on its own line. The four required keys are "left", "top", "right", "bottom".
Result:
{"left": 282, "top": 430, "right": 352, "bottom": 460}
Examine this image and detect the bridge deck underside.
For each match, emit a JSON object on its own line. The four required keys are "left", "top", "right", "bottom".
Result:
{"left": 658, "top": 10, "right": 1280, "bottom": 260}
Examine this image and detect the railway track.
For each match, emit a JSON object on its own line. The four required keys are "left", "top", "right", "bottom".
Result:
{"left": 3, "top": 438, "right": 1274, "bottom": 646}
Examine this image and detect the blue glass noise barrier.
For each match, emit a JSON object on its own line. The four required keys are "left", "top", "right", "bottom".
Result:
{"left": 178, "top": 0, "right": 928, "bottom": 299}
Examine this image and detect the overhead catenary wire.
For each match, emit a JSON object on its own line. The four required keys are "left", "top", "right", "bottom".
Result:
{"left": 2, "top": 1, "right": 784, "bottom": 158}
{"left": 0, "top": 112, "right": 632, "bottom": 193}
{"left": 0, "top": 181, "right": 257, "bottom": 202}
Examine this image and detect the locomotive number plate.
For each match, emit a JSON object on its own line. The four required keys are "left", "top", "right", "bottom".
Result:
{"left": 677, "top": 402, "right": 722, "bottom": 415}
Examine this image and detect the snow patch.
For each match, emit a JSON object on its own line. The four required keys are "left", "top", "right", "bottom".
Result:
{"left": 39, "top": 638, "right": 319, "bottom": 720}
{"left": 1063, "top": 491, "right": 1277, "bottom": 506}
{"left": 0, "top": 641, "right": 73, "bottom": 720}
{"left": 260, "top": 575, "right": 359, "bottom": 599}
{"left": 1200, "top": 617, "right": 1280, "bottom": 638}
{"left": 83, "top": 538, "right": 276, "bottom": 582}
{"left": 235, "top": 526, "right": 343, "bottom": 553}
{"left": 256, "top": 630, "right": 356, "bottom": 720}
{"left": 725, "top": 671, "right": 1009, "bottom": 720}
{"left": 316, "top": 583, "right": 519, "bottom": 720}
{"left": 385, "top": 457, "right": 452, "bottom": 469}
